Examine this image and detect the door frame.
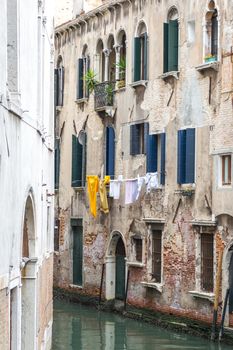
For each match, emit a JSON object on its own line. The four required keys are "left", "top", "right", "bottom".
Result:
{"left": 71, "top": 218, "right": 83, "bottom": 287}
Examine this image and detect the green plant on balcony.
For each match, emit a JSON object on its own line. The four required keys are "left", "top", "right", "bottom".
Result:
{"left": 204, "top": 54, "right": 217, "bottom": 63}
{"left": 105, "top": 84, "right": 114, "bottom": 105}
{"left": 115, "top": 57, "right": 126, "bottom": 89}
{"left": 83, "top": 69, "right": 99, "bottom": 94}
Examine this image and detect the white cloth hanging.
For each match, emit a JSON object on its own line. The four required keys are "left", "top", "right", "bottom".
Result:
{"left": 125, "top": 179, "right": 138, "bottom": 204}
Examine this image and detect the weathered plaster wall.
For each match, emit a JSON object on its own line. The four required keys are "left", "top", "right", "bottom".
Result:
{"left": 54, "top": 0, "right": 233, "bottom": 324}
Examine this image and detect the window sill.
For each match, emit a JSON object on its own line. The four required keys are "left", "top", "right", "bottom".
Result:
{"left": 189, "top": 290, "right": 214, "bottom": 302}
{"left": 72, "top": 186, "right": 85, "bottom": 192}
{"left": 141, "top": 281, "right": 163, "bottom": 293}
{"left": 127, "top": 261, "right": 144, "bottom": 268}
{"left": 160, "top": 71, "right": 179, "bottom": 80}
{"left": 75, "top": 97, "right": 88, "bottom": 104}
{"left": 69, "top": 284, "right": 83, "bottom": 289}
{"left": 195, "top": 61, "right": 220, "bottom": 73}
{"left": 143, "top": 217, "right": 165, "bottom": 224}
{"left": 130, "top": 80, "right": 148, "bottom": 88}
{"left": 218, "top": 185, "right": 233, "bottom": 190}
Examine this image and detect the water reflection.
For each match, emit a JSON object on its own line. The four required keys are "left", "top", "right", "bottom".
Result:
{"left": 52, "top": 300, "right": 232, "bottom": 350}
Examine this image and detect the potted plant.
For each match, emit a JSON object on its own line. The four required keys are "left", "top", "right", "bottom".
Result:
{"left": 115, "top": 57, "right": 126, "bottom": 89}
{"left": 83, "top": 69, "right": 98, "bottom": 94}
{"left": 204, "top": 54, "right": 217, "bottom": 63}
{"left": 105, "top": 83, "right": 114, "bottom": 106}
{"left": 181, "top": 187, "right": 195, "bottom": 197}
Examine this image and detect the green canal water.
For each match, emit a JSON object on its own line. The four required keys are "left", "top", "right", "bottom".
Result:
{"left": 52, "top": 300, "right": 232, "bottom": 350}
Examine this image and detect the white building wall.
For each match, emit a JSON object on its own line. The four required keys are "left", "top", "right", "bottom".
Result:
{"left": 0, "top": 0, "right": 54, "bottom": 349}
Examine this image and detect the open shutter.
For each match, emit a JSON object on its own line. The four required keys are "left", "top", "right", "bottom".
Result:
{"left": 130, "top": 124, "right": 140, "bottom": 155}
{"left": 168, "top": 20, "right": 178, "bottom": 72}
{"left": 143, "top": 122, "right": 149, "bottom": 154}
{"left": 58, "top": 67, "right": 64, "bottom": 106}
{"left": 106, "top": 127, "right": 115, "bottom": 178}
{"left": 54, "top": 141, "right": 60, "bottom": 189}
{"left": 185, "top": 128, "right": 195, "bottom": 184}
{"left": 143, "top": 33, "right": 148, "bottom": 80}
{"left": 134, "top": 37, "right": 141, "bottom": 82}
{"left": 81, "top": 132, "right": 87, "bottom": 187}
{"left": 146, "top": 134, "right": 158, "bottom": 173}
{"left": 160, "top": 133, "right": 166, "bottom": 185}
{"left": 72, "top": 135, "right": 83, "bottom": 187}
{"left": 177, "top": 130, "right": 186, "bottom": 184}
{"left": 77, "top": 59, "right": 84, "bottom": 100}
{"left": 54, "top": 69, "right": 58, "bottom": 107}
{"left": 163, "top": 23, "right": 169, "bottom": 73}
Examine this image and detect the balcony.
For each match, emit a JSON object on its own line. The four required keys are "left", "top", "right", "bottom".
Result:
{"left": 94, "top": 81, "right": 115, "bottom": 113}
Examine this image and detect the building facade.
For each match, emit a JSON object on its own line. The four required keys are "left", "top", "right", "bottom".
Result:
{"left": 0, "top": 0, "right": 54, "bottom": 349}
{"left": 54, "top": 0, "right": 233, "bottom": 328}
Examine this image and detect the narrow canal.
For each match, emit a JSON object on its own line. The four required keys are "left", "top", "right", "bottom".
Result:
{"left": 52, "top": 300, "right": 232, "bottom": 350}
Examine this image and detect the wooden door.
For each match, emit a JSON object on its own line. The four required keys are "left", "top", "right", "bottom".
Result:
{"left": 115, "top": 238, "right": 126, "bottom": 300}
{"left": 73, "top": 225, "right": 83, "bottom": 286}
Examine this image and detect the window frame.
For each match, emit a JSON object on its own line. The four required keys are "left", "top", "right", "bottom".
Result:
{"left": 151, "top": 229, "right": 163, "bottom": 284}
{"left": 177, "top": 128, "right": 196, "bottom": 185}
{"left": 221, "top": 154, "right": 232, "bottom": 186}
{"left": 201, "top": 233, "right": 214, "bottom": 292}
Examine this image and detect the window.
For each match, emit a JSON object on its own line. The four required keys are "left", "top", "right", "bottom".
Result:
{"left": 163, "top": 8, "right": 179, "bottom": 73}
{"left": 177, "top": 128, "right": 195, "bottom": 184}
{"left": 201, "top": 233, "right": 214, "bottom": 292}
{"left": 54, "top": 139, "right": 60, "bottom": 190}
{"left": 105, "top": 126, "right": 115, "bottom": 178}
{"left": 146, "top": 133, "right": 166, "bottom": 185}
{"left": 76, "top": 49, "right": 90, "bottom": 100}
{"left": 54, "top": 57, "right": 64, "bottom": 107}
{"left": 204, "top": 1, "right": 218, "bottom": 63}
{"left": 130, "top": 122, "right": 149, "bottom": 156}
{"left": 71, "top": 131, "right": 87, "bottom": 187}
{"left": 107, "top": 35, "right": 116, "bottom": 82}
{"left": 96, "top": 39, "right": 105, "bottom": 82}
{"left": 221, "top": 155, "right": 232, "bottom": 186}
{"left": 134, "top": 22, "right": 148, "bottom": 81}
{"left": 152, "top": 230, "right": 162, "bottom": 283}
{"left": 134, "top": 237, "right": 142, "bottom": 262}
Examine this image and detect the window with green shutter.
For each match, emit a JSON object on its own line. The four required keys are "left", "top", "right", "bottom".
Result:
{"left": 177, "top": 128, "right": 195, "bottom": 184}
{"left": 163, "top": 18, "right": 179, "bottom": 73}
{"left": 72, "top": 133, "right": 87, "bottom": 187}
{"left": 133, "top": 22, "right": 148, "bottom": 81}
{"left": 130, "top": 123, "right": 149, "bottom": 155}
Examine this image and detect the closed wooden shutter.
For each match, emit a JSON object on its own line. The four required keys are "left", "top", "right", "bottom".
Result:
{"left": 106, "top": 126, "right": 115, "bottom": 178}
{"left": 58, "top": 66, "right": 64, "bottom": 106}
{"left": 143, "top": 32, "right": 148, "bottom": 80}
{"left": 54, "top": 68, "right": 58, "bottom": 107}
{"left": 134, "top": 37, "right": 141, "bottom": 82}
{"left": 201, "top": 233, "right": 214, "bottom": 292}
{"left": 185, "top": 128, "right": 195, "bottom": 184}
{"left": 54, "top": 141, "right": 60, "bottom": 190}
{"left": 77, "top": 58, "right": 84, "bottom": 100}
{"left": 160, "top": 133, "right": 166, "bottom": 185}
{"left": 152, "top": 230, "right": 162, "bottom": 283}
{"left": 81, "top": 132, "right": 87, "bottom": 187}
{"left": 130, "top": 124, "right": 140, "bottom": 155}
{"left": 72, "top": 135, "right": 83, "bottom": 187}
{"left": 143, "top": 122, "right": 149, "bottom": 154}
{"left": 168, "top": 20, "right": 178, "bottom": 72}
{"left": 163, "top": 23, "right": 169, "bottom": 73}
{"left": 177, "top": 130, "right": 186, "bottom": 184}
{"left": 146, "top": 134, "right": 158, "bottom": 173}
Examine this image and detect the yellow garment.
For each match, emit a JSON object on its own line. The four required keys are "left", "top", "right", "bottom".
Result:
{"left": 99, "top": 179, "right": 109, "bottom": 214}
{"left": 87, "top": 175, "right": 99, "bottom": 217}
{"left": 104, "top": 176, "right": 110, "bottom": 185}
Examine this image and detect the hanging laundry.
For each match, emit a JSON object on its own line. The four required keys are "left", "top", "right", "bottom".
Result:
{"left": 125, "top": 179, "right": 138, "bottom": 204}
{"left": 87, "top": 175, "right": 99, "bottom": 217}
{"left": 104, "top": 175, "right": 110, "bottom": 185}
{"left": 136, "top": 176, "right": 145, "bottom": 200}
{"left": 99, "top": 179, "right": 109, "bottom": 214}
{"left": 145, "top": 172, "right": 159, "bottom": 193}
{"left": 109, "top": 175, "right": 123, "bottom": 199}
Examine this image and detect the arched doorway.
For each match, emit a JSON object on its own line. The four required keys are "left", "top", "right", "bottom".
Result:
{"left": 105, "top": 231, "right": 126, "bottom": 300}
{"left": 115, "top": 238, "right": 126, "bottom": 300}
{"left": 21, "top": 193, "right": 37, "bottom": 349}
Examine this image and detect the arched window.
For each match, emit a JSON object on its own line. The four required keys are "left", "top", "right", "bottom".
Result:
{"left": 116, "top": 30, "right": 126, "bottom": 86}
{"left": 76, "top": 45, "right": 90, "bottom": 100}
{"left": 107, "top": 35, "right": 115, "bottom": 82}
{"left": 204, "top": 1, "right": 219, "bottom": 63}
{"left": 55, "top": 56, "right": 64, "bottom": 106}
{"left": 163, "top": 7, "right": 179, "bottom": 73}
{"left": 133, "top": 21, "right": 148, "bottom": 82}
{"left": 96, "top": 39, "right": 105, "bottom": 82}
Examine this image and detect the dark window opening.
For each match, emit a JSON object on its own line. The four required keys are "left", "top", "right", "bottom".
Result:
{"left": 152, "top": 230, "right": 162, "bottom": 283}
{"left": 130, "top": 122, "right": 149, "bottom": 156}
{"left": 133, "top": 238, "right": 142, "bottom": 262}
{"left": 201, "top": 233, "right": 214, "bottom": 292}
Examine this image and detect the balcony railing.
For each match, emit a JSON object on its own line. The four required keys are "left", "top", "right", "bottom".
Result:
{"left": 94, "top": 81, "right": 115, "bottom": 111}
